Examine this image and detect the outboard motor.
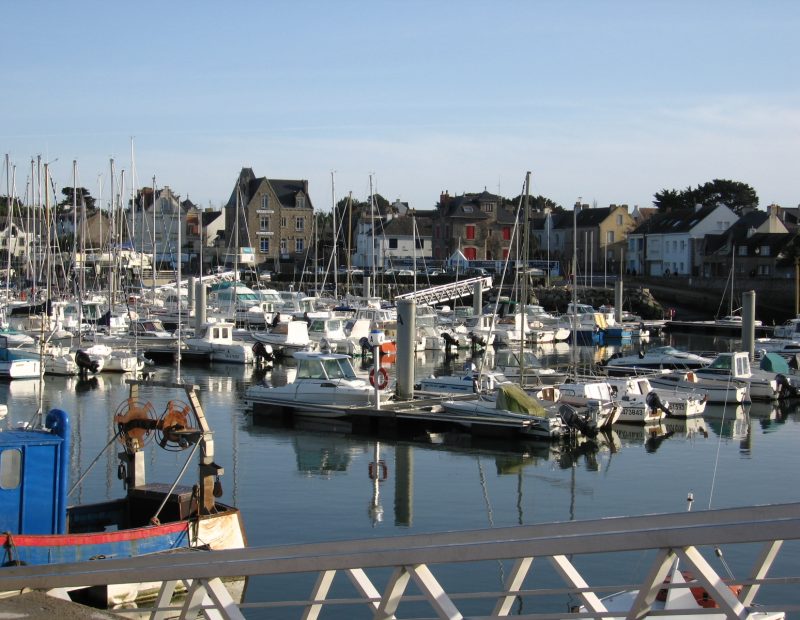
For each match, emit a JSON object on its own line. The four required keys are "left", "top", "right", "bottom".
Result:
{"left": 775, "top": 373, "right": 799, "bottom": 398}
{"left": 252, "top": 341, "right": 274, "bottom": 368}
{"left": 75, "top": 349, "right": 100, "bottom": 377}
{"left": 441, "top": 332, "right": 458, "bottom": 357}
{"left": 646, "top": 391, "right": 671, "bottom": 416}
{"left": 558, "top": 403, "right": 598, "bottom": 437}
{"left": 468, "top": 332, "right": 486, "bottom": 355}
{"left": 359, "top": 336, "right": 372, "bottom": 359}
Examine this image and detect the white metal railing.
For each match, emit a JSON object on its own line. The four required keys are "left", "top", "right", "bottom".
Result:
{"left": 2, "top": 502, "right": 799, "bottom": 619}
{"left": 395, "top": 275, "right": 493, "bottom": 306}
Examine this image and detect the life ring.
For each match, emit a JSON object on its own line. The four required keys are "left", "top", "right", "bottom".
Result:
{"left": 369, "top": 367, "right": 389, "bottom": 390}
{"left": 368, "top": 460, "right": 389, "bottom": 481}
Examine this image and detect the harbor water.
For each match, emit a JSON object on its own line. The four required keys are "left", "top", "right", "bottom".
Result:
{"left": 2, "top": 330, "right": 799, "bottom": 617}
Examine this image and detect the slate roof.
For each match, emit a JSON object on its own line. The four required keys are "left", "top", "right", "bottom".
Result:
{"left": 630, "top": 205, "right": 718, "bottom": 235}
{"left": 381, "top": 214, "right": 433, "bottom": 237}
{"left": 226, "top": 168, "right": 313, "bottom": 210}
{"left": 441, "top": 193, "right": 492, "bottom": 220}
{"left": 202, "top": 211, "right": 223, "bottom": 227}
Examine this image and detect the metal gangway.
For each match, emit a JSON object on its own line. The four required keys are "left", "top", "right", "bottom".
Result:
{"left": 395, "top": 275, "right": 492, "bottom": 306}
{"left": 3, "top": 502, "right": 799, "bottom": 619}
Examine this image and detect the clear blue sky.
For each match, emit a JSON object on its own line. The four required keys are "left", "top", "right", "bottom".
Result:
{"left": 2, "top": 1, "right": 798, "bottom": 212}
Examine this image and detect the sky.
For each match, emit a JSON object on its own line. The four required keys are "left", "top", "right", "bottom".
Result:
{"left": 2, "top": 1, "right": 798, "bottom": 213}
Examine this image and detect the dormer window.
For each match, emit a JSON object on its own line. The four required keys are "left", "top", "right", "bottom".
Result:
{"left": 296, "top": 194, "right": 306, "bottom": 209}
{"left": 483, "top": 202, "right": 495, "bottom": 213}
{"left": 463, "top": 205, "right": 474, "bottom": 213}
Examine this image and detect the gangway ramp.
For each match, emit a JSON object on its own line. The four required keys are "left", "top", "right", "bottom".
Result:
{"left": 395, "top": 275, "right": 492, "bottom": 306}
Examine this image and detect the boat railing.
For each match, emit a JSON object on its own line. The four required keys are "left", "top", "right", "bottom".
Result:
{"left": 3, "top": 502, "right": 798, "bottom": 619}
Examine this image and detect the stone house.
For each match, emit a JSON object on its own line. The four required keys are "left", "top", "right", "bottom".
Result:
{"left": 432, "top": 190, "right": 518, "bottom": 262}
{"left": 224, "top": 168, "right": 314, "bottom": 269}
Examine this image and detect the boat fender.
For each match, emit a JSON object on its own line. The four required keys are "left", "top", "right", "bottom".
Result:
{"left": 117, "top": 462, "right": 127, "bottom": 481}
{"left": 213, "top": 476, "right": 223, "bottom": 498}
{"left": 369, "top": 367, "right": 389, "bottom": 390}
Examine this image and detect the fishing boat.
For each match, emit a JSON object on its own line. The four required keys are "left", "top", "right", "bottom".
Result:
{"left": 251, "top": 319, "right": 311, "bottom": 356}
{"left": 0, "top": 378, "right": 245, "bottom": 605}
{"left": 694, "top": 351, "right": 780, "bottom": 401}
{"left": 183, "top": 320, "right": 254, "bottom": 364}
{"left": 647, "top": 369, "right": 749, "bottom": 404}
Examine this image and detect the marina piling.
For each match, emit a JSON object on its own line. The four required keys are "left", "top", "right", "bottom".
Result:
{"left": 742, "top": 289, "right": 756, "bottom": 360}
{"left": 395, "top": 299, "right": 416, "bottom": 400}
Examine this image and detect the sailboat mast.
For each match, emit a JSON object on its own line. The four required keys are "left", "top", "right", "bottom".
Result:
{"left": 109, "top": 158, "right": 116, "bottom": 314}
{"left": 519, "top": 171, "right": 531, "bottom": 384}
{"left": 4, "top": 155, "right": 11, "bottom": 306}
{"left": 331, "top": 171, "right": 337, "bottom": 298}
{"left": 369, "top": 174, "right": 376, "bottom": 299}
{"left": 347, "top": 191, "right": 353, "bottom": 297}
{"left": 176, "top": 193, "right": 182, "bottom": 382}
{"left": 151, "top": 176, "right": 156, "bottom": 300}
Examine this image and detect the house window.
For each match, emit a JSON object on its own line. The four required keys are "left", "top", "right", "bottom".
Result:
{"left": 434, "top": 226, "right": 440, "bottom": 239}
{"left": 280, "top": 239, "right": 287, "bottom": 253}
{"left": 502, "top": 248, "right": 509, "bottom": 259}
{"left": 760, "top": 246, "right": 770, "bottom": 257}
{"left": 295, "top": 217, "right": 305, "bottom": 231}
{"left": 296, "top": 195, "right": 306, "bottom": 209}
{"left": 463, "top": 205, "right": 474, "bottom": 213}
{"left": 260, "top": 216, "right": 269, "bottom": 231}
{"left": 261, "top": 195, "right": 269, "bottom": 209}
{"left": 389, "top": 238, "right": 398, "bottom": 249}
{"left": 466, "top": 225, "right": 475, "bottom": 240}
{"left": 616, "top": 214, "right": 623, "bottom": 226}
{"left": 464, "top": 247, "right": 477, "bottom": 260}
{"left": 415, "top": 238, "right": 423, "bottom": 249}
{"left": 681, "top": 240, "right": 686, "bottom": 251}
{"left": 483, "top": 202, "right": 494, "bottom": 213}
{"left": 260, "top": 238, "right": 269, "bottom": 253}
{"left": 502, "top": 227, "right": 511, "bottom": 241}
{"left": 606, "top": 231, "right": 614, "bottom": 245}
{"left": 281, "top": 217, "right": 287, "bottom": 228}
{"left": 295, "top": 239, "right": 304, "bottom": 252}
{"left": 738, "top": 246, "right": 747, "bottom": 256}
{"left": 758, "top": 264, "right": 771, "bottom": 276}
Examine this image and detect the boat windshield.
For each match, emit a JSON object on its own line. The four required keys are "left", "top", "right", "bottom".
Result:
{"left": 322, "top": 358, "right": 358, "bottom": 380}
{"left": 707, "top": 355, "right": 732, "bottom": 371}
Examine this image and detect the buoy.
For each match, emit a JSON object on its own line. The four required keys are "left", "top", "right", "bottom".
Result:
{"left": 369, "top": 366, "right": 389, "bottom": 390}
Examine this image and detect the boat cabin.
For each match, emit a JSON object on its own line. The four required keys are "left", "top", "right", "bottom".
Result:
{"left": 195, "top": 321, "right": 235, "bottom": 344}
{"left": 0, "top": 410, "right": 69, "bottom": 536}
{"left": 293, "top": 352, "right": 359, "bottom": 382}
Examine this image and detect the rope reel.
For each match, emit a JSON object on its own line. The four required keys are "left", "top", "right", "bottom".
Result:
{"left": 157, "top": 399, "right": 201, "bottom": 451}
{"left": 114, "top": 398, "right": 158, "bottom": 450}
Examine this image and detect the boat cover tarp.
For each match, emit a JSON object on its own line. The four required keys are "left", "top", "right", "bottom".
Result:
{"left": 497, "top": 384, "right": 546, "bottom": 416}
{"left": 760, "top": 352, "right": 790, "bottom": 374}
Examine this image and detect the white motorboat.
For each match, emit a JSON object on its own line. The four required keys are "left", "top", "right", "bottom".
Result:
{"left": 554, "top": 379, "right": 621, "bottom": 429}
{"left": 605, "top": 376, "right": 669, "bottom": 425}
{"left": 183, "top": 321, "right": 254, "bottom": 365}
{"left": 493, "top": 348, "right": 568, "bottom": 387}
{"left": 606, "top": 375, "right": 706, "bottom": 419}
{"left": 252, "top": 320, "right": 311, "bottom": 356}
{"left": 647, "top": 369, "right": 748, "bottom": 404}
{"left": 604, "top": 346, "right": 714, "bottom": 375}
{"left": 245, "top": 351, "right": 392, "bottom": 415}
{"left": 82, "top": 344, "right": 143, "bottom": 373}
{"left": 694, "top": 351, "right": 779, "bottom": 401}
{"left": 577, "top": 559, "right": 784, "bottom": 619}
{"left": 439, "top": 384, "right": 577, "bottom": 439}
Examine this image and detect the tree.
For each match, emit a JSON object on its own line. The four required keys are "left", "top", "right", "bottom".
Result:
{"left": 59, "top": 187, "right": 96, "bottom": 210}
{"left": 653, "top": 179, "right": 758, "bottom": 215}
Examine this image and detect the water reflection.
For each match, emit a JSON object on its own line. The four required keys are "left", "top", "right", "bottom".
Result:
{"left": 703, "top": 404, "right": 749, "bottom": 439}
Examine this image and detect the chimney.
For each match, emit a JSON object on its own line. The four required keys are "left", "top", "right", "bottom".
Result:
{"left": 303, "top": 180, "right": 309, "bottom": 196}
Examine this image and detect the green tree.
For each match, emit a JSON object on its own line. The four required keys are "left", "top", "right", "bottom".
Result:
{"left": 58, "top": 187, "right": 96, "bottom": 210}
{"left": 653, "top": 179, "right": 758, "bottom": 215}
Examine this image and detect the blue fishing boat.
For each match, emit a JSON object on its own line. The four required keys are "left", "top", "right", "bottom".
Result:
{"left": 0, "top": 378, "right": 245, "bottom": 605}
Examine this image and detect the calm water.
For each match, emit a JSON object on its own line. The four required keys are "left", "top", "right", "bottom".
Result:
{"left": 2, "top": 331, "right": 799, "bottom": 617}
